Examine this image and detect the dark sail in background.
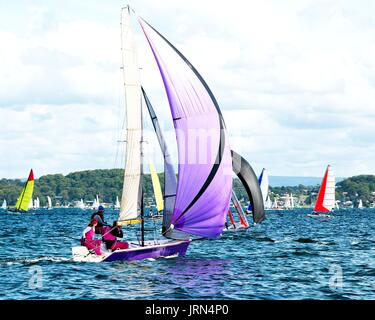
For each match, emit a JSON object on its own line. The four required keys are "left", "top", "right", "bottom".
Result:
{"left": 231, "top": 150, "right": 265, "bottom": 224}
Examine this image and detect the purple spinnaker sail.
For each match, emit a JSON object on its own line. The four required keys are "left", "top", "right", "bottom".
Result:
{"left": 139, "top": 18, "right": 232, "bottom": 238}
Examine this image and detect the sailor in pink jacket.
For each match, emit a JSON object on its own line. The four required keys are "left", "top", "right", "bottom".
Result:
{"left": 102, "top": 221, "right": 129, "bottom": 251}
{"left": 80, "top": 219, "right": 102, "bottom": 255}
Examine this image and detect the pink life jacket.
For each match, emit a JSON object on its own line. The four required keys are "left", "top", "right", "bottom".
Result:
{"left": 83, "top": 227, "right": 95, "bottom": 241}
{"left": 102, "top": 226, "right": 116, "bottom": 241}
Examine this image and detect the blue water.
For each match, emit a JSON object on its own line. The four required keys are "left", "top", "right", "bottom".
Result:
{"left": 0, "top": 208, "right": 374, "bottom": 300}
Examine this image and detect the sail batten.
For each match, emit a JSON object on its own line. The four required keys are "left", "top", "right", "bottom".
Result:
{"left": 140, "top": 18, "right": 232, "bottom": 239}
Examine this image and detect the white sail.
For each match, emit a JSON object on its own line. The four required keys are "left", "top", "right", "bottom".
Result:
{"left": 1, "top": 199, "right": 6, "bottom": 209}
{"left": 322, "top": 165, "right": 335, "bottom": 211}
{"left": 96, "top": 195, "right": 100, "bottom": 207}
{"left": 358, "top": 199, "right": 363, "bottom": 209}
{"left": 259, "top": 168, "right": 270, "bottom": 209}
{"left": 284, "top": 194, "right": 291, "bottom": 209}
{"left": 290, "top": 193, "right": 294, "bottom": 209}
{"left": 115, "top": 196, "right": 120, "bottom": 209}
{"left": 29, "top": 198, "right": 33, "bottom": 209}
{"left": 265, "top": 197, "right": 272, "bottom": 209}
{"left": 119, "top": 7, "right": 142, "bottom": 222}
{"left": 47, "top": 196, "right": 52, "bottom": 209}
{"left": 36, "top": 197, "right": 40, "bottom": 208}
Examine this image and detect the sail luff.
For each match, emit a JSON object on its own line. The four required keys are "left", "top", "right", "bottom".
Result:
{"left": 119, "top": 7, "right": 142, "bottom": 222}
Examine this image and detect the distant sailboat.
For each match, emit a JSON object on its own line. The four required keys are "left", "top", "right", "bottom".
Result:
{"left": 358, "top": 199, "right": 363, "bottom": 209}
{"left": 10, "top": 169, "right": 35, "bottom": 213}
{"left": 284, "top": 194, "right": 291, "bottom": 209}
{"left": 114, "top": 196, "right": 120, "bottom": 210}
{"left": 308, "top": 165, "right": 335, "bottom": 218}
{"left": 290, "top": 193, "right": 294, "bottom": 209}
{"left": 1, "top": 200, "right": 6, "bottom": 210}
{"left": 47, "top": 196, "right": 52, "bottom": 209}
{"left": 224, "top": 190, "right": 249, "bottom": 231}
{"left": 259, "top": 168, "right": 271, "bottom": 209}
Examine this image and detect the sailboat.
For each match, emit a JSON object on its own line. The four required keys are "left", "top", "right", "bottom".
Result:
{"left": 259, "top": 168, "right": 271, "bottom": 210}
{"left": 114, "top": 196, "right": 120, "bottom": 210}
{"left": 34, "top": 197, "right": 40, "bottom": 209}
{"left": 290, "top": 193, "right": 295, "bottom": 209}
{"left": 1, "top": 199, "right": 6, "bottom": 210}
{"left": 223, "top": 191, "right": 249, "bottom": 231}
{"left": 73, "top": 8, "right": 232, "bottom": 262}
{"left": 308, "top": 165, "right": 335, "bottom": 218}
{"left": 149, "top": 162, "right": 164, "bottom": 218}
{"left": 8, "top": 169, "right": 35, "bottom": 213}
{"left": 358, "top": 199, "right": 363, "bottom": 209}
{"left": 47, "top": 196, "right": 52, "bottom": 209}
{"left": 284, "top": 194, "right": 291, "bottom": 209}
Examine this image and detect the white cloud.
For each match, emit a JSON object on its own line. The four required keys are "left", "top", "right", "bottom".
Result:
{"left": 0, "top": 0, "right": 374, "bottom": 179}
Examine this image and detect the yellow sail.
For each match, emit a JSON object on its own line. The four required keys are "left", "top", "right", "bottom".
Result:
{"left": 149, "top": 162, "right": 164, "bottom": 213}
{"left": 15, "top": 169, "right": 35, "bottom": 212}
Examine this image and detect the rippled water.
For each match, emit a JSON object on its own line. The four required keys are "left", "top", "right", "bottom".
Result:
{"left": 0, "top": 208, "right": 374, "bottom": 299}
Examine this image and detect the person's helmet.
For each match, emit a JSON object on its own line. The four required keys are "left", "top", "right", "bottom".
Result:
{"left": 98, "top": 205, "right": 105, "bottom": 213}
{"left": 91, "top": 219, "right": 98, "bottom": 226}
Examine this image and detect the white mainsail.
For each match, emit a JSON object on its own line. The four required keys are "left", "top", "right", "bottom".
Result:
{"left": 47, "top": 196, "right": 52, "bottom": 209}
{"left": 358, "top": 199, "right": 363, "bottom": 209}
{"left": 290, "top": 193, "right": 294, "bottom": 209}
{"left": 266, "top": 197, "right": 272, "bottom": 209}
{"left": 1, "top": 200, "right": 6, "bottom": 209}
{"left": 322, "top": 165, "right": 335, "bottom": 211}
{"left": 119, "top": 7, "right": 142, "bottom": 222}
{"left": 259, "top": 168, "right": 270, "bottom": 209}
{"left": 115, "top": 196, "right": 120, "bottom": 209}
{"left": 284, "top": 194, "right": 291, "bottom": 209}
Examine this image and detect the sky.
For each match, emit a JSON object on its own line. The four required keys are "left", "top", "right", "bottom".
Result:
{"left": 0, "top": 0, "right": 374, "bottom": 179}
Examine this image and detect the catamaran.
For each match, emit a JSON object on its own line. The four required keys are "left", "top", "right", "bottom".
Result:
{"left": 72, "top": 7, "right": 232, "bottom": 262}
{"left": 308, "top": 165, "right": 335, "bottom": 218}
{"left": 8, "top": 169, "right": 35, "bottom": 213}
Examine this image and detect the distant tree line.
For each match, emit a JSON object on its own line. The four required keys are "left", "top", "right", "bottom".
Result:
{"left": 1, "top": 170, "right": 374, "bottom": 207}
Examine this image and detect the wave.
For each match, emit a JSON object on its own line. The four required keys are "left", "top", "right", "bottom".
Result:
{"left": 0, "top": 256, "right": 71, "bottom": 266}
